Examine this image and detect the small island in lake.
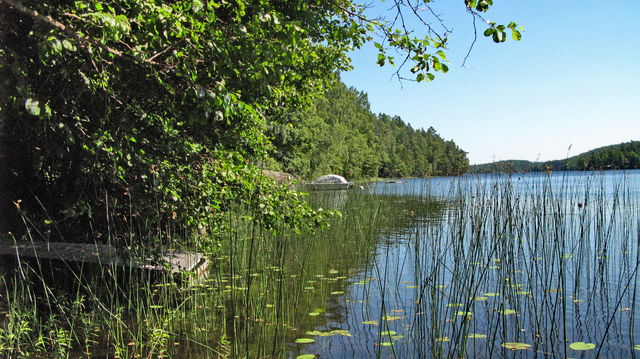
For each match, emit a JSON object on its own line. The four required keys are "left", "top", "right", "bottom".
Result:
{"left": 469, "top": 141, "right": 640, "bottom": 174}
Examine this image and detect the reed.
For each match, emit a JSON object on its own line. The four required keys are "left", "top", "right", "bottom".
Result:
{"left": 1, "top": 170, "right": 639, "bottom": 358}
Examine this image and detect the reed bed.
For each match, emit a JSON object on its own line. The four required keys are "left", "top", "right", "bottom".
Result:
{"left": 1, "top": 170, "right": 639, "bottom": 358}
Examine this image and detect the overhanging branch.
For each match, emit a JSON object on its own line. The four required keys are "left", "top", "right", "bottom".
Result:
{"left": 0, "top": 0, "right": 156, "bottom": 65}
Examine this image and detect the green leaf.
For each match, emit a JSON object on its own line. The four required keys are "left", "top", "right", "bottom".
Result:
{"left": 511, "top": 29, "right": 522, "bottom": 41}
{"left": 295, "top": 338, "right": 315, "bottom": 344}
{"left": 483, "top": 292, "right": 500, "bottom": 297}
{"left": 569, "top": 342, "right": 596, "bottom": 350}
{"left": 484, "top": 28, "right": 495, "bottom": 37}
{"left": 25, "top": 98, "right": 41, "bottom": 116}
{"left": 192, "top": 0, "right": 203, "bottom": 12}
{"left": 62, "top": 39, "right": 77, "bottom": 52}
{"left": 492, "top": 31, "right": 505, "bottom": 43}
{"left": 502, "top": 342, "right": 531, "bottom": 350}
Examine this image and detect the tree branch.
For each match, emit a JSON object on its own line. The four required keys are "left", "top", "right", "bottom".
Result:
{"left": 1, "top": 0, "right": 126, "bottom": 57}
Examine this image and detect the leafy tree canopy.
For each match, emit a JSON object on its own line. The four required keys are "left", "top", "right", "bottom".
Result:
{"left": 0, "top": 0, "right": 518, "bottom": 246}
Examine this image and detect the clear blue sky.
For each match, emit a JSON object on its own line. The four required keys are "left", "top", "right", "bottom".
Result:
{"left": 341, "top": 0, "right": 640, "bottom": 164}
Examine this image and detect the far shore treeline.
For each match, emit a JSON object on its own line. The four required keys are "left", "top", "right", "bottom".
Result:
{"left": 469, "top": 141, "right": 640, "bottom": 173}
{"left": 267, "top": 80, "right": 469, "bottom": 180}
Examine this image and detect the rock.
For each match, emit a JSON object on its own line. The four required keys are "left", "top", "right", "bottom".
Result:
{"left": 262, "top": 170, "right": 295, "bottom": 185}
{"left": 314, "top": 174, "right": 349, "bottom": 184}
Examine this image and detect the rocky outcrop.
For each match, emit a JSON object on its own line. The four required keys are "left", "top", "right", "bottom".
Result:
{"left": 262, "top": 170, "right": 295, "bottom": 185}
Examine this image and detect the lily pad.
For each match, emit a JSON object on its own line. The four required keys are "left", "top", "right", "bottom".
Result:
{"left": 306, "top": 329, "right": 351, "bottom": 337}
{"left": 297, "top": 355, "right": 316, "bottom": 359}
{"left": 295, "top": 338, "right": 315, "bottom": 344}
{"left": 499, "top": 309, "right": 517, "bottom": 315}
{"left": 382, "top": 315, "right": 405, "bottom": 321}
{"left": 447, "top": 303, "right": 463, "bottom": 307}
{"left": 483, "top": 292, "right": 500, "bottom": 297}
{"left": 634, "top": 344, "right": 640, "bottom": 350}
{"left": 569, "top": 342, "right": 596, "bottom": 350}
{"left": 330, "top": 291, "right": 344, "bottom": 295}
{"left": 380, "top": 330, "right": 397, "bottom": 336}
{"left": 467, "top": 333, "right": 487, "bottom": 339}
{"left": 379, "top": 342, "right": 393, "bottom": 347}
{"left": 502, "top": 342, "right": 531, "bottom": 350}
{"left": 456, "top": 311, "right": 473, "bottom": 316}
{"left": 434, "top": 337, "right": 450, "bottom": 342}
{"left": 362, "top": 320, "right": 378, "bottom": 325}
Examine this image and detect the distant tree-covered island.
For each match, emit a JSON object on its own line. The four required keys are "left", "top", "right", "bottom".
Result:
{"left": 469, "top": 141, "right": 640, "bottom": 174}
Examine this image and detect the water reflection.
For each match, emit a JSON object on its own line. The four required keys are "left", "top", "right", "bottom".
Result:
{"left": 286, "top": 170, "right": 640, "bottom": 358}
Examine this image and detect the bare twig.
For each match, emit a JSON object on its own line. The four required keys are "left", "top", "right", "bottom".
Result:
{"left": 462, "top": 13, "right": 477, "bottom": 67}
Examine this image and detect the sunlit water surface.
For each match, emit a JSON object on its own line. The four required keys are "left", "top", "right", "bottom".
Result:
{"left": 276, "top": 170, "right": 640, "bottom": 358}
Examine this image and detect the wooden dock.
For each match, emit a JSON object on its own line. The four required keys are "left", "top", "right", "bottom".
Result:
{"left": 0, "top": 241, "right": 209, "bottom": 282}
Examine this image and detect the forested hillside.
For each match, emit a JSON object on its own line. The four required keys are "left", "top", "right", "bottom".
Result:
{"left": 268, "top": 81, "right": 469, "bottom": 179}
{"left": 469, "top": 141, "right": 640, "bottom": 173}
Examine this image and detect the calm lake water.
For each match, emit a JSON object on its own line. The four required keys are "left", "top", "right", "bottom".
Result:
{"left": 260, "top": 170, "right": 640, "bottom": 358}
{"left": 9, "top": 170, "right": 636, "bottom": 358}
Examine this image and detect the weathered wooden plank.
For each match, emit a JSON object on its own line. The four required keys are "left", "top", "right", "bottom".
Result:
{"left": 0, "top": 241, "right": 209, "bottom": 281}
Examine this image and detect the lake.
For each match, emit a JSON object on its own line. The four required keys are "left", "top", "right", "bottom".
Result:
{"left": 2, "top": 170, "right": 639, "bottom": 358}
{"left": 233, "top": 170, "right": 640, "bottom": 358}
{"left": 153, "top": 170, "right": 637, "bottom": 358}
